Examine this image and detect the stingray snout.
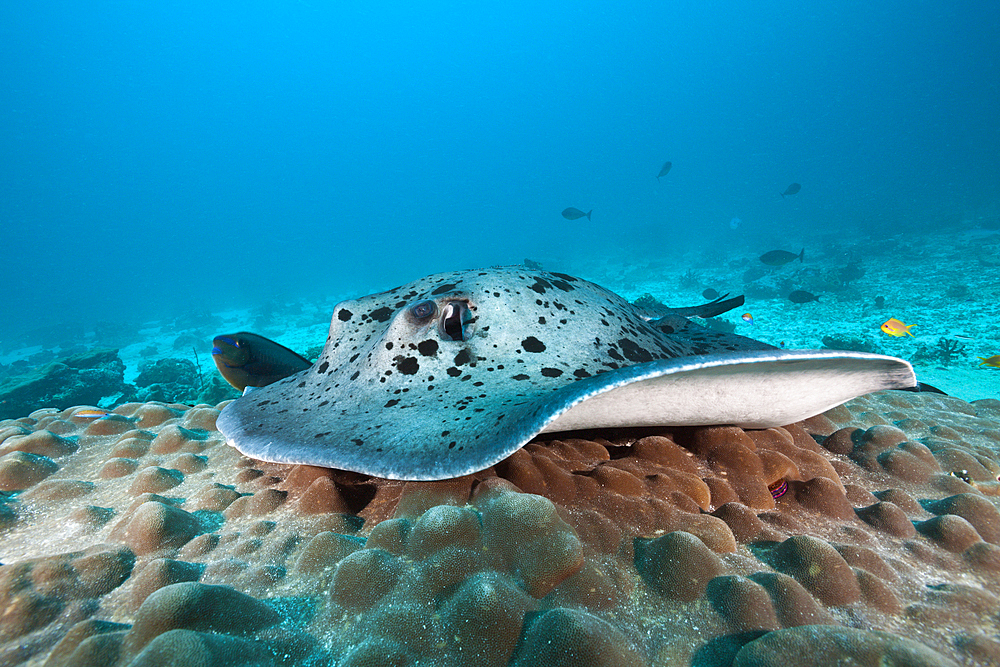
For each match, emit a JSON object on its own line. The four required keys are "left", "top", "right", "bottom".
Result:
{"left": 440, "top": 300, "right": 474, "bottom": 341}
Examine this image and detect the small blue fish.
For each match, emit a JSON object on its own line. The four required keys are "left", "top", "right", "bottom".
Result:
{"left": 741, "top": 312, "right": 754, "bottom": 325}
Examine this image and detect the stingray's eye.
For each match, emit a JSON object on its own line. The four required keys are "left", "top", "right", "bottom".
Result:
{"left": 410, "top": 300, "right": 437, "bottom": 320}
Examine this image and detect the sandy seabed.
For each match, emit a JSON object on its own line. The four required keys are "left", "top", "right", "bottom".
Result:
{"left": 1, "top": 388, "right": 999, "bottom": 666}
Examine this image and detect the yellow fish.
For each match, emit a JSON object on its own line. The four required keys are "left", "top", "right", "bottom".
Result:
{"left": 881, "top": 318, "right": 916, "bottom": 337}
{"left": 978, "top": 355, "right": 1000, "bottom": 368}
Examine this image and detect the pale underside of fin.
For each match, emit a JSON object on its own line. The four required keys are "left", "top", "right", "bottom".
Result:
{"left": 219, "top": 349, "right": 914, "bottom": 481}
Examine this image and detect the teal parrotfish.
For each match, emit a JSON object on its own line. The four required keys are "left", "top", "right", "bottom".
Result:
{"left": 212, "top": 332, "right": 313, "bottom": 391}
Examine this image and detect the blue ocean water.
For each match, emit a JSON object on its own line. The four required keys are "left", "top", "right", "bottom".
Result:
{"left": 1, "top": 1, "right": 998, "bottom": 347}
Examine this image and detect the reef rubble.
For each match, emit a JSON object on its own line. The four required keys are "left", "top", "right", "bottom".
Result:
{"left": 0, "top": 390, "right": 998, "bottom": 666}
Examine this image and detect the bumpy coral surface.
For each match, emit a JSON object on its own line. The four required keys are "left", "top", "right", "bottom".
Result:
{"left": 1, "top": 391, "right": 999, "bottom": 666}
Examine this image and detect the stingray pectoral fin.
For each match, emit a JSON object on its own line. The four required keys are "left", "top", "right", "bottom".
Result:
{"left": 540, "top": 350, "right": 916, "bottom": 432}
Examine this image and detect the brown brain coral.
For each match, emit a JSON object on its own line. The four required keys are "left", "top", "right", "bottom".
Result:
{"left": 0, "top": 392, "right": 998, "bottom": 666}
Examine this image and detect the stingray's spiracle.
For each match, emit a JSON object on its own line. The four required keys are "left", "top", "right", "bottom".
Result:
{"left": 440, "top": 301, "right": 473, "bottom": 341}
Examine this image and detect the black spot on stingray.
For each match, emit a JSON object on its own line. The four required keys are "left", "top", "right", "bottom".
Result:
{"left": 573, "top": 369, "right": 592, "bottom": 378}
{"left": 522, "top": 336, "right": 546, "bottom": 353}
{"left": 512, "top": 374, "right": 530, "bottom": 380}
{"left": 442, "top": 430, "right": 450, "bottom": 436}
{"left": 540, "top": 368, "right": 563, "bottom": 377}
{"left": 338, "top": 309, "right": 353, "bottom": 321}
{"left": 397, "top": 357, "right": 419, "bottom": 375}
{"left": 385, "top": 342, "right": 394, "bottom": 350}
{"left": 608, "top": 348, "right": 625, "bottom": 361}
{"left": 317, "top": 361, "right": 329, "bottom": 373}
{"left": 550, "top": 279, "right": 574, "bottom": 292}
{"left": 314, "top": 431, "right": 332, "bottom": 438}
{"left": 538, "top": 316, "right": 546, "bottom": 325}
{"left": 318, "top": 400, "right": 329, "bottom": 407}
{"left": 417, "top": 339, "right": 439, "bottom": 356}
{"left": 454, "top": 349, "right": 472, "bottom": 366}
{"left": 349, "top": 353, "right": 360, "bottom": 362}
{"left": 550, "top": 272, "right": 578, "bottom": 283}
{"left": 352, "top": 438, "right": 364, "bottom": 446}
{"left": 297, "top": 381, "right": 307, "bottom": 388}
{"left": 350, "top": 371, "right": 361, "bottom": 381}
{"left": 618, "top": 338, "right": 654, "bottom": 363}
{"left": 370, "top": 306, "right": 393, "bottom": 322}
{"left": 529, "top": 278, "right": 551, "bottom": 294}
{"left": 431, "top": 283, "right": 458, "bottom": 295}
{"left": 385, "top": 399, "right": 400, "bottom": 407}
{"left": 446, "top": 367, "right": 462, "bottom": 377}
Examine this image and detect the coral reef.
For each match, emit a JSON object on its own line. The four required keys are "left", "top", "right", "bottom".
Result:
{"left": 0, "top": 391, "right": 998, "bottom": 666}
{"left": 301, "top": 345, "right": 325, "bottom": 363}
{"left": 679, "top": 268, "right": 699, "bottom": 289}
{"left": 134, "top": 359, "right": 201, "bottom": 403}
{"left": 0, "top": 350, "right": 127, "bottom": 420}
{"left": 837, "top": 261, "right": 866, "bottom": 286}
{"left": 910, "top": 338, "right": 968, "bottom": 368}
{"left": 0, "top": 352, "right": 240, "bottom": 421}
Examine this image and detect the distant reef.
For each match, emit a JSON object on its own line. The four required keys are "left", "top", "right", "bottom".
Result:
{"left": 0, "top": 349, "right": 238, "bottom": 420}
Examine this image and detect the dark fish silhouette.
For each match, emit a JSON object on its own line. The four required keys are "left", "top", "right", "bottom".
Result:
{"left": 838, "top": 262, "right": 865, "bottom": 285}
{"left": 702, "top": 288, "right": 720, "bottom": 300}
{"left": 562, "top": 207, "right": 592, "bottom": 221}
{"left": 657, "top": 162, "right": 672, "bottom": 180}
{"left": 759, "top": 248, "right": 804, "bottom": 266}
{"left": 781, "top": 183, "right": 801, "bottom": 198}
{"left": 788, "top": 290, "right": 820, "bottom": 303}
{"left": 212, "top": 332, "right": 312, "bottom": 391}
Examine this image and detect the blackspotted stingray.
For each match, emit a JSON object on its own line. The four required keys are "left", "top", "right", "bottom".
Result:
{"left": 217, "top": 267, "right": 915, "bottom": 480}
